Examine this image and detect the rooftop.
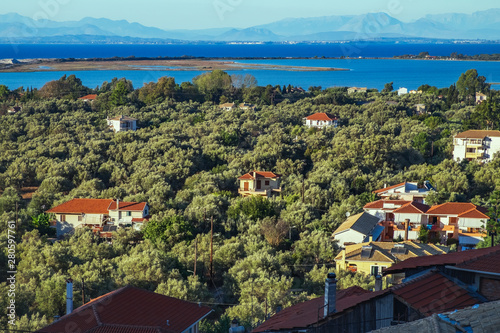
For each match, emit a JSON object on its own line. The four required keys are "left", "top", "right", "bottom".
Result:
{"left": 426, "top": 202, "right": 489, "bottom": 218}
{"left": 46, "top": 199, "right": 147, "bottom": 214}
{"left": 363, "top": 199, "right": 411, "bottom": 210}
{"left": 335, "top": 241, "right": 448, "bottom": 264}
{"left": 333, "top": 212, "right": 381, "bottom": 237}
{"left": 454, "top": 130, "right": 500, "bottom": 139}
{"left": 304, "top": 112, "right": 338, "bottom": 121}
{"left": 372, "top": 299, "right": 500, "bottom": 333}
{"left": 108, "top": 115, "right": 137, "bottom": 121}
{"left": 383, "top": 245, "right": 500, "bottom": 275}
{"left": 37, "top": 286, "right": 212, "bottom": 333}
{"left": 252, "top": 286, "right": 371, "bottom": 332}
{"left": 238, "top": 171, "right": 281, "bottom": 180}
{"left": 392, "top": 271, "right": 483, "bottom": 317}
{"left": 393, "top": 202, "right": 430, "bottom": 214}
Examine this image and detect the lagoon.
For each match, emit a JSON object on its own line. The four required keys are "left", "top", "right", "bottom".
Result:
{"left": 0, "top": 58, "right": 499, "bottom": 91}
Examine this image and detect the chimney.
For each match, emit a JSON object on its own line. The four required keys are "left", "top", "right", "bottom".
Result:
{"left": 404, "top": 219, "right": 410, "bottom": 241}
{"left": 116, "top": 198, "right": 120, "bottom": 210}
{"left": 324, "top": 272, "right": 337, "bottom": 317}
{"left": 66, "top": 278, "right": 73, "bottom": 315}
{"left": 375, "top": 275, "right": 383, "bottom": 291}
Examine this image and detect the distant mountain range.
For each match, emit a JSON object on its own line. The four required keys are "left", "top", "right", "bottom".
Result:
{"left": 1, "top": 9, "right": 500, "bottom": 43}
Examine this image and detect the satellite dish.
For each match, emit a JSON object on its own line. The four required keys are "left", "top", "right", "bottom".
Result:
{"left": 346, "top": 212, "right": 351, "bottom": 218}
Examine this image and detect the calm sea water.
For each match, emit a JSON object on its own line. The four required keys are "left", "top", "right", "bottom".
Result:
{"left": 0, "top": 43, "right": 499, "bottom": 90}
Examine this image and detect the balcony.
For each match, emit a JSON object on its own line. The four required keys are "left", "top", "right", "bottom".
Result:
{"left": 465, "top": 152, "right": 484, "bottom": 159}
{"left": 238, "top": 187, "right": 282, "bottom": 197}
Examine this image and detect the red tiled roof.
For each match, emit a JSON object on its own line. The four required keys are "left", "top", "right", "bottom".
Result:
{"left": 393, "top": 202, "right": 430, "bottom": 214}
{"left": 37, "top": 286, "right": 212, "bottom": 333}
{"left": 373, "top": 182, "right": 406, "bottom": 194}
{"left": 454, "top": 130, "right": 500, "bottom": 139}
{"left": 79, "top": 94, "right": 98, "bottom": 100}
{"left": 392, "top": 271, "right": 482, "bottom": 316}
{"left": 47, "top": 199, "right": 114, "bottom": 214}
{"left": 46, "top": 199, "right": 147, "bottom": 214}
{"left": 455, "top": 249, "right": 500, "bottom": 274}
{"left": 108, "top": 201, "right": 147, "bottom": 211}
{"left": 363, "top": 199, "right": 411, "bottom": 210}
{"left": 238, "top": 171, "right": 281, "bottom": 180}
{"left": 426, "top": 202, "right": 488, "bottom": 218}
{"left": 252, "top": 286, "right": 370, "bottom": 332}
{"left": 384, "top": 246, "right": 500, "bottom": 275}
{"left": 304, "top": 113, "right": 338, "bottom": 121}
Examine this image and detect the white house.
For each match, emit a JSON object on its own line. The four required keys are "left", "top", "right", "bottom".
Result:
{"left": 46, "top": 198, "right": 149, "bottom": 237}
{"left": 237, "top": 171, "right": 282, "bottom": 197}
{"left": 453, "top": 130, "right": 500, "bottom": 163}
{"left": 373, "top": 181, "right": 435, "bottom": 203}
{"left": 398, "top": 88, "right": 408, "bottom": 96}
{"left": 303, "top": 112, "right": 338, "bottom": 129}
{"left": 219, "top": 102, "right": 236, "bottom": 111}
{"left": 476, "top": 93, "right": 488, "bottom": 104}
{"left": 107, "top": 115, "right": 137, "bottom": 132}
{"left": 332, "top": 212, "right": 383, "bottom": 247}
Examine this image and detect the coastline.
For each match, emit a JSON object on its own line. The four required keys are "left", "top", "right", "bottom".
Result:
{"left": 0, "top": 58, "right": 349, "bottom": 73}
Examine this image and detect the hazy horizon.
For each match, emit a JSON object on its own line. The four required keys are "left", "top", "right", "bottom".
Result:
{"left": 1, "top": 1, "right": 499, "bottom": 30}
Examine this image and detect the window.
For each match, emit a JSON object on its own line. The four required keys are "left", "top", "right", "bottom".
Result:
{"left": 371, "top": 266, "right": 379, "bottom": 276}
{"left": 265, "top": 180, "right": 270, "bottom": 186}
{"left": 127, "top": 211, "right": 132, "bottom": 217}
{"left": 61, "top": 214, "right": 66, "bottom": 222}
{"left": 78, "top": 215, "right": 83, "bottom": 222}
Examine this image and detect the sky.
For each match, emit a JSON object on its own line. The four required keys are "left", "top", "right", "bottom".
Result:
{"left": 2, "top": 0, "right": 499, "bottom": 30}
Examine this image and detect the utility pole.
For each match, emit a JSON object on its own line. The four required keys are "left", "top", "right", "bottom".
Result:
{"left": 82, "top": 280, "right": 85, "bottom": 305}
{"left": 302, "top": 178, "right": 305, "bottom": 204}
{"left": 193, "top": 238, "right": 197, "bottom": 277}
{"left": 210, "top": 216, "right": 214, "bottom": 280}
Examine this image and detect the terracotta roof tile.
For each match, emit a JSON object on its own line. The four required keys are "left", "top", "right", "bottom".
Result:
{"left": 79, "top": 94, "right": 98, "bottom": 100}
{"left": 454, "top": 130, "right": 500, "bottom": 139}
{"left": 426, "top": 202, "right": 487, "bottom": 216}
{"left": 392, "top": 271, "right": 482, "bottom": 316}
{"left": 384, "top": 246, "right": 500, "bottom": 275}
{"left": 46, "top": 199, "right": 147, "bottom": 214}
{"left": 304, "top": 113, "right": 338, "bottom": 121}
{"left": 373, "top": 182, "right": 407, "bottom": 194}
{"left": 238, "top": 171, "right": 281, "bottom": 180}
{"left": 252, "top": 286, "right": 370, "bottom": 332}
{"left": 393, "top": 202, "right": 430, "bottom": 214}
{"left": 37, "top": 286, "right": 212, "bottom": 333}
{"left": 363, "top": 199, "right": 411, "bottom": 210}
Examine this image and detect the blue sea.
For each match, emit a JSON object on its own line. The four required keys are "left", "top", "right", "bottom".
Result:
{"left": 1, "top": 43, "right": 500, "bottom": 90}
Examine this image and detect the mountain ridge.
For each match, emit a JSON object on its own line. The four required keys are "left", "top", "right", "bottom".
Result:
{"left": 1, "top": 10, "right": 500, "bottom": 42}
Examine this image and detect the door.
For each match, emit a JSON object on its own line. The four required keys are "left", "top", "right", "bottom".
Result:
{"left": 244, "top": 182, "right": 249, "bottom": 191}
{"left": 257, "top": 180, "right": 262, "bottom": 190}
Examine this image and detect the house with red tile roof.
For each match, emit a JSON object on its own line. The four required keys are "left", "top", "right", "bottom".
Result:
{"left": 218, "top": 102, "right": 236, "bottom": 111}
{"left": 363, "top": 199, "right": 489, "bottom": 246}
{"left": 303, "top": 112, "right": 338, "bottom": 129}
{"left": 46, "top": 198, "right": 149, "bottom": 237}
{"left": 373, "top": 181, "right": 435, "bottom": 203}
{"left": 37, "top": 285, "right": 212, "bottom": 333}
{"left": 78, "top": 94, "right": 98, "bottom": 102}
{"left": 237, "top": 171, "right": 281, "bottom": 197}
{"left": 453, "top": 130, "right": 500, "bottom": 163}
{"left": 426, "top": 202, "right": 489, "bottom": 248}
{"left": 384, "top": 245, "right": 500, "bottom": 301}
{"left": 253, "top": 268, "right": 483, "bottom": 333}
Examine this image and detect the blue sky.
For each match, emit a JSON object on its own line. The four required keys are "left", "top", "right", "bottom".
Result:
{"left": 2, "top": 0, "right": 499, "bottom": 30}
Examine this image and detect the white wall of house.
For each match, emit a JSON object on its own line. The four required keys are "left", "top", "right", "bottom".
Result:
{"left": 333, "top": 229, "right": 366, "bottom": 247}
{"left": 54, "top": 213, "right": 104, "bottom": 237}
{"left": 303, "top": 119, "right": 336, "bottom": 129}
{"left": 458, "top": 217, "right": 487, "bottom": 229}
{"left": 393, "top": 230, "right": 418, "bottom": 241}
{"left": 394, "top": 213, "right": 427, "bottom": 224}
{"left": 486, "top": 137, "right": 500, "bottom": 161}
{"left": 364, "top": 209, "right": 386, "bottom": 221}
{"left": 108, "top": 119, "right": 137, "bottom": 132}
{"left": 239, "top": 178, "right": 280, "bottom": 192}
{"left": 453, "top": 144, "right": 467, "bottom": 161}
{"left": 108, "top": 207, "right": 147, "bottom": 223}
